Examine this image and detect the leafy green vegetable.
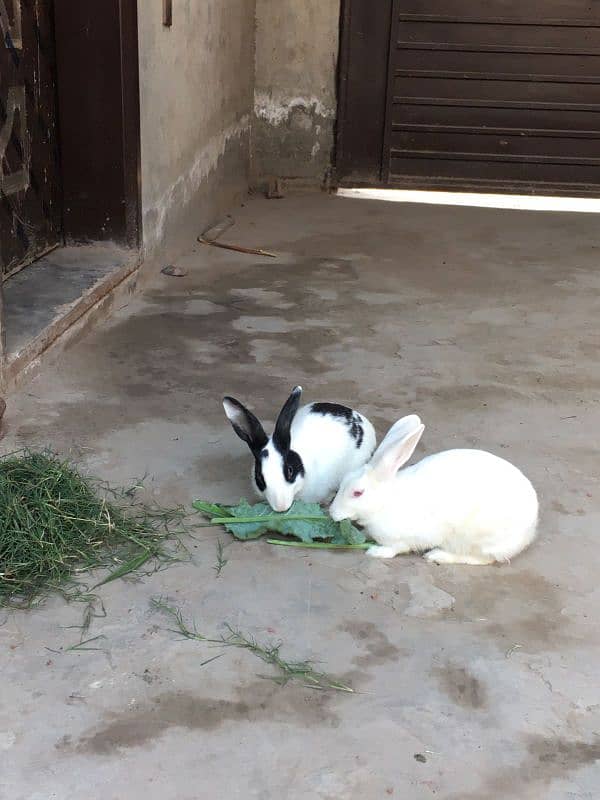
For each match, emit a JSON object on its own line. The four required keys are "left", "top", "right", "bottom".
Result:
{"left": 192, "top": 498, "right": 366, "bottom": 545}
{"left": 191, "top": 500, "right": 230, "bottom": 518}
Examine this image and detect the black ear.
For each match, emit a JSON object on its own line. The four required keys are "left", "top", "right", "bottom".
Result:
{"left": 273, "top": 386, "right": 302, "bottom": 454}
{"left": 223, "top": 396, "right": 268, "bottom": 455}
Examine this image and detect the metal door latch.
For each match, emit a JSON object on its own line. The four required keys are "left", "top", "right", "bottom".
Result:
{"left": 163, "top": 0, "right": 172, "bottom": 27}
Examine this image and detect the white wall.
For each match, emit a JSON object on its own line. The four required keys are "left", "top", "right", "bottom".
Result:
{"left": 137, "top": 0, "right": 256, "bottom": 259}
{"left": 253, "top": 0, "right": 340, "bottom": 187}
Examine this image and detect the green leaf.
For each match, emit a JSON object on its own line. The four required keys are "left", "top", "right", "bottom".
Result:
{"left": 339, "top": 518, "right": 366, "bottom": 544}
{"left": 269, "top": 501, "right": 339, "bottom": 542}
{"left": 221, "top": 500, "right": 274, "bottom": 540}
{"left": 193, "top": 498, "right": 364, "bottom": 545}
{"left": 192, "top": 500, "right": 230, "bottom": 518}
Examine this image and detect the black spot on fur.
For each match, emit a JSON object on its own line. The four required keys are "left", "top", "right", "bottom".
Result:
{"left": 311, "top": 402, "right": 353, "bottom": 422}
{"left": 254, "top": 449, "right": 271, "bottom": 493}
{"left": 311, "top": 403, "right": 365, "bottom": 449}
{"left": 254, "top": 456, "right": 266, "bottom": 492}
{"left": 284, "top": 450, "right": 305, "bottom": 484}
{"left": 351, "top": 417, "right": 364, "bottom": 448}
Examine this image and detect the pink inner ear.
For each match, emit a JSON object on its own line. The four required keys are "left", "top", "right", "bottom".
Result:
{"left": 352, "top": 489, "right": 364, "bottom": 498}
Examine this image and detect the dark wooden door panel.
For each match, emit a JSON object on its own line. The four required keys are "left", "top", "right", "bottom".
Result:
{"left": 0, "top": 0, "right": 62, "bottom": 277}
{"left": 336, "top": 0, "right": 394, "bottom": 183}
{"left": 53, "top": 0, "right": 141, "bottom": 246}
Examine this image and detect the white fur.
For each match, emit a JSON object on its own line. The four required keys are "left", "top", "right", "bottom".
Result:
{"left": 255, "top": 404, "right": 376, "bottom": 512}
{"left": 329, "top": 415, "right": 538, "bottom": 565}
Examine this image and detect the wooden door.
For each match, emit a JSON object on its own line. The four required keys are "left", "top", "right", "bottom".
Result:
{"left": 0, "top": 0, "right": 62, "bottom": 278}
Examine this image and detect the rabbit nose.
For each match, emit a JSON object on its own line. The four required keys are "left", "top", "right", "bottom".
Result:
{"left": 268, "top": 494, "right": 290, "bottom": 512}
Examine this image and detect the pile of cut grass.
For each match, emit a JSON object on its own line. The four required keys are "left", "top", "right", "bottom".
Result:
{"left": 0, "top": 450, "right": 188, "bottom": 608}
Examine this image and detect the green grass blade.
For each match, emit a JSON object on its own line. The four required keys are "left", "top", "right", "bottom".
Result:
{"left": 92, "top": 550, "right": 154, "bottom": 588}
{"left": 210, "top": 514, "right": 326, "bottom": 525}
{"left": 199, "top": 653, "right": 226, "bottom": 667}
{"left": 266, "top": 538, "right": 372, "bottom": 550}
{"left": 65, "top": 634, "right": 107, "bottom": 652}
{"left": 192, "top": 500, "right": 230, "bottom": 517}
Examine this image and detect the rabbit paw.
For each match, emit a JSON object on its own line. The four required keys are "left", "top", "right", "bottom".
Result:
{"left": 366, "top": 545, "right": 398, "bottom": 559}
{"left": 425, "top": 549, "right": 494, "bottom": 565}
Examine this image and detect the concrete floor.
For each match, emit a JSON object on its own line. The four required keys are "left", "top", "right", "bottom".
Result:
{"left": 1, "top": 193, "right": 599, "bottom": 799}
{"left": 4, "top": 243, "right": 132, "bottom": 357}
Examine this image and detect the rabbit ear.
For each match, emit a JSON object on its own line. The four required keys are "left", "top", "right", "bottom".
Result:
{"left": 378, "top": 414, "right": 422, "bottom": 449}
{"left": 273, "top": 386, "right": 302, "bottom": 453}
{"left": 371, "top": 416, "right": 424, "bottom": 479}
{"left": 223, "top": 396, "right": 268, "bottom": 455}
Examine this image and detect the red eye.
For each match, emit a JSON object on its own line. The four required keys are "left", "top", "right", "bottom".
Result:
{"left": 352, "top": 489, "right": 364, "bottom": 498}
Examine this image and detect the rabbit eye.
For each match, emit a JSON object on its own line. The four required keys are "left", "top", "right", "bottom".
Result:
{"left": 283, "top": 451, "right": 304, "bottom": 483}
{"left": 352, "top": 489, "right": 364, "bottom": 498}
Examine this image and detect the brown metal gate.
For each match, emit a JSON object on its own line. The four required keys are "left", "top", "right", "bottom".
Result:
{"left": 1, "top": 0, "right": 62, "bottom": 278}
{"left": 337, "top": 0, "right": 600, "bottom": 194}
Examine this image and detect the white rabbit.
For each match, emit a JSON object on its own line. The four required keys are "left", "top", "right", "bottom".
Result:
{"left": 223, "top": 386, "right": 376, "bottom": 512}
{"left": 329, "top": 414, "right": 538, "bottom": 565}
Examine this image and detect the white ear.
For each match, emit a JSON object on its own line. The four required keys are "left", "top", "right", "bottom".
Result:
{"left": 371, "top": 417, "right": 424, "bottom": 479}
{"left": 378, "top": 414, "right": 422, "bottom": 450}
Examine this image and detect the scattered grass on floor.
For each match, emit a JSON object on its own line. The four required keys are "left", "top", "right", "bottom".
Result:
{"left": 213, "top": 539, "right": 228, "bottom": 578}
{"left": 0, "top": 450, "right": 190, "bottom": 608}
{"left": 64, "top": 634, "right": 108, "bottom": 652}
{"left": 152, "top": 597, "right": 353, "bottom": 693}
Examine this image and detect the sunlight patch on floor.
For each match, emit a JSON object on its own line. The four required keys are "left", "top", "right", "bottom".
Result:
{"left": 337, "top": 187, "right": 600, "bottom": 214}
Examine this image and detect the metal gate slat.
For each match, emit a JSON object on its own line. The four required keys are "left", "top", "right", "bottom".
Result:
{"left": 394, "top": 69, "right": 600, "bottom": 85}
{"left": 397, "top": 14, "right": 600, "bottom": 29}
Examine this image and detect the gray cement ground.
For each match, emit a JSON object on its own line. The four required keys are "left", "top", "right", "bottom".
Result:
{"left": 1, "top": 193, "right": 599, "bottom": 799}
{"left": 4, "top": 244, "right": 131, "bottom": 357}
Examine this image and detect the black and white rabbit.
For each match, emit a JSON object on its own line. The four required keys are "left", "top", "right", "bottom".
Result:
{"left": 223, "top": 386, "right": 376, "bottom": 512}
